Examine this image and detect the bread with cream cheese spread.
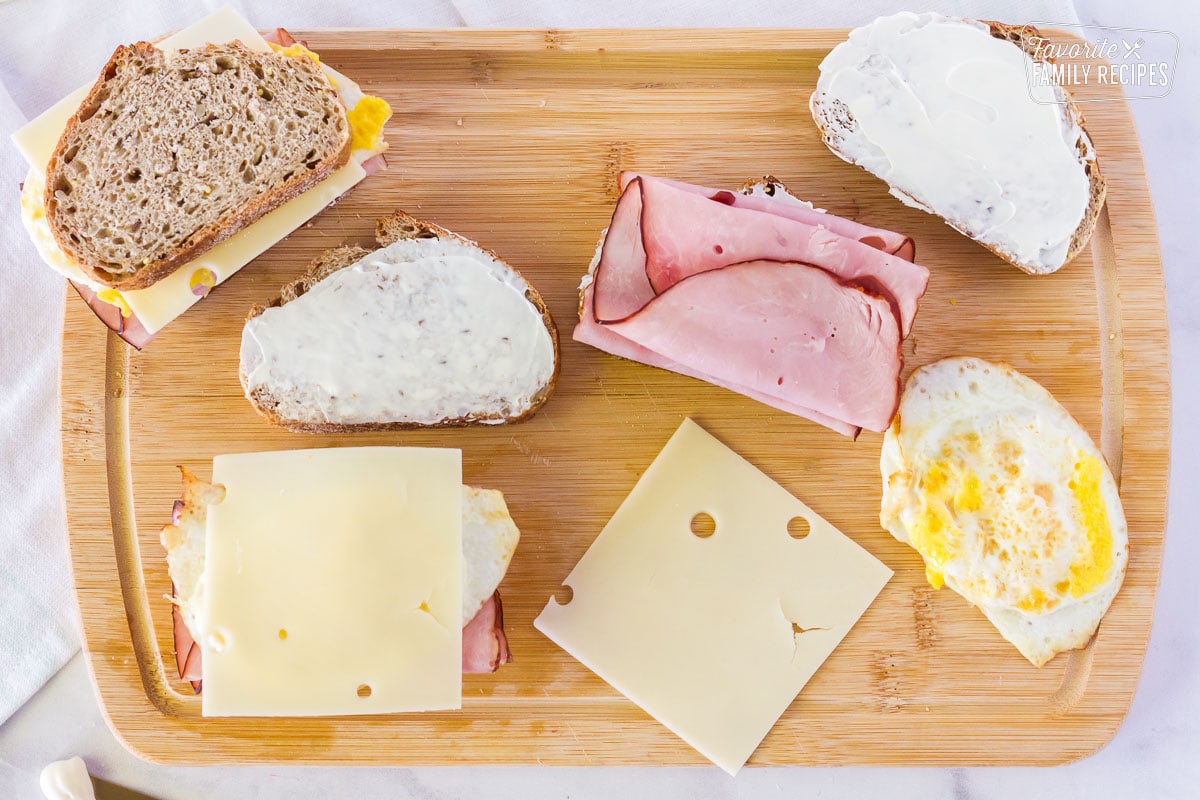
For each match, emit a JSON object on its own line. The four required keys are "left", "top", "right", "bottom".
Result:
{"left": 810, "top": 14, "right": 1105, "bottom": 275}
{"left": 240, "top": 211, "right": 559, "bottom": 431}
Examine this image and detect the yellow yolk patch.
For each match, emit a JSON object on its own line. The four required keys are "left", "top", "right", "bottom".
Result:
{"left": 97, "top": 290, "right": 132, "bottom": 318}
{"left": 909, "top": 495, "right": 957, "bottom": 584}
{"left": 1068, "top": 454, "right": 1113, "bottom": 597}
{"left": 269, "top": 42, "right": 320, "bottom": 64}
{"left": 348, "top": 95, "right": 391, "bottom": 152}
{"left": 189, "top": 268, "right": 217, "bottom": 298}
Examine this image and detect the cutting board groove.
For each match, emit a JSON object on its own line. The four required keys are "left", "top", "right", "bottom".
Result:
{"left": 61, "top": 28, "right": 1169, "bottom": 766}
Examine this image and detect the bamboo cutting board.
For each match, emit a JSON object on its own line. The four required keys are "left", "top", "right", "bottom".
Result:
{"left": 61, "top": 28, "right": 1169, "bottom": 767}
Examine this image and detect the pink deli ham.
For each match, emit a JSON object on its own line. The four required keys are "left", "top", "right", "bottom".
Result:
{"left": 576, "top": 175, "right": 929, "bottom": 435}
{"left": 70, "top": 281, "right": 155, "bottom": 350}
{"left": 620, "top": 172, "right": 916, "bottom": 262}
{"left": 171, "top": 590, "right": 512, "bottom": 693}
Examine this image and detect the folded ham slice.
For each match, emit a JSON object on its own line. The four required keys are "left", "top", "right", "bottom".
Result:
{"left": 70, "top": 281, "right": 154, "bottom": 350}
{"left": 170, "top": 587, "right": 511, "bottom": 694}
{"left": 576, "top": 175, "right": 928, "bottom": 435}
{"left": 619, "top": 173, "right": 916, "bottom": 262}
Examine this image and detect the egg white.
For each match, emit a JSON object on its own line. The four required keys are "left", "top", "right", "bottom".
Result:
{"left": 880, "top": 357, "right": 1128, "bottom": 666}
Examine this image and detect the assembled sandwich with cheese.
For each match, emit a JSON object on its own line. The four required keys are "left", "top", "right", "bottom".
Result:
{"left": 161, "top": 447, "right": 520, "bottom": 714}
{"left": 14, "top": 9, "right": 392, "bottom": 347}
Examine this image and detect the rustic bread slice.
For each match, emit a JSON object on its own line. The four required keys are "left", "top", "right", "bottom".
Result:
{"left": 45, "top": 40, "right": 350, "bottom": 290}
{"left": 811, "top": 14, "right": 1105, "bottom": 275}
{"left": 241, "top": 211, "right": 559, "bottom": 431}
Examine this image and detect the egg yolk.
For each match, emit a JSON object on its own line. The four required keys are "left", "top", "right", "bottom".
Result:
{"left": 347, "top": 95, "right": 391, "bottom": 152}
{"left": 908, "top": 464, "right": 960, "bottom": 588}
{"left": 1067, "top": 454, "right": 1113, "bottom": 598}
{"left": 905, "top": 436, "right": 1114, "bottom": 613}
{"left": 268, "top": 42, "right": 320, "bottom": 64}
{"left": 267, "top": 42, "right": 389, "bottom": 153}
{"left": 97, "top": 290, "right": 132, "bottom": 318}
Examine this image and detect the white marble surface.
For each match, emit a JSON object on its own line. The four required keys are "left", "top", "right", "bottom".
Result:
{"left": 2, "top": 0, "right": 1197, "bottom": 797}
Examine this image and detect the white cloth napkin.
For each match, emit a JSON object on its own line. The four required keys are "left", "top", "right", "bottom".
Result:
{"left": 0, "top": 79, "right": 75, "bottom": 725}
{"left": 0, "top": 0, "right": 1079, "bottom": 725}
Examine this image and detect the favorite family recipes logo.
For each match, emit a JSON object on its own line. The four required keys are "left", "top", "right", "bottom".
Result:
{"left": 1023, "top": 24, "right": 1178, "bottom": 101}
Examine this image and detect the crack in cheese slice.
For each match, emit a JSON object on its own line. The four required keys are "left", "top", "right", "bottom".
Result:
{"left": 535, "top": 419, "right": 892, "bottom": 774}
{"left": 200, "top": 447, "right": 462, "bottom": 717}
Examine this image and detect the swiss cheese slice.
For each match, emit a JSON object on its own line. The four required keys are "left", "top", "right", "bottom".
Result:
{"left": 201, "top": 447, "right": 462, "bottom": 717}
{"left": 534, "top": 419, "right": 892, "bottom": 774}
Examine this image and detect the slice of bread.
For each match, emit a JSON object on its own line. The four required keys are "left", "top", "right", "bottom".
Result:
{"left": 45, "top": 41, "right": 350, "bottom": 290}
{"left": 241, "top": 211, "right": 559, "bottom": 431}
{"left": 161, "top": 471, "right": 521, "bottom": 644}
{"left": 811, "top": 15, "right": 1105, "bottom": 275}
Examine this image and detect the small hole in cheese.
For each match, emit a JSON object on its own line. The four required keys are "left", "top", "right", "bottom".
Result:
{"left": 690, "top": 512, "right": 716, "bottom": 539}
{"left": 357, "top": 684, "right": 372, "bottom": 698}
{"left": 553, "top": 584, "right": 574, "bottom": 605}
{"left": 787, "top": 516, "right": 811, "bottom": 540}
{"left": 278, "top": 629, "right": 288, "bottom": 640}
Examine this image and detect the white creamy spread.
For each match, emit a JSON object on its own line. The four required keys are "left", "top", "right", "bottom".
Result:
{"left": 815, "top": 12, "right": 1091, "bottom": 272}
{"left": 241, "top": 237, "right": 555, "bottom": 425}
{"left": 39, "top": 757, "right": 95, "bottom": 800}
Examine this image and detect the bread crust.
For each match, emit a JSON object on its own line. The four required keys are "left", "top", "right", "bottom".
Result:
{"left": 810, "top": 20, "right": 1105, "bottom": 275}
{"left": 243, "top": 211, "right": 560, "bottom": 432}
{"left": 44, "top": 41, "right": 352, "bottom": 291}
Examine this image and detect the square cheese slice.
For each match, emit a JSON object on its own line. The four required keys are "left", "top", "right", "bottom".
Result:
{"left": 201, "top": 447, "right": 462, "bottom": 717}
{"left": 534, "top": 419, "right": 892, "bottom": 774}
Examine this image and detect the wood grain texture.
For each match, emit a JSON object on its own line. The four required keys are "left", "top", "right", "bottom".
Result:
{"left": 60, "top": 28, "right": 1170, "bottom": 767}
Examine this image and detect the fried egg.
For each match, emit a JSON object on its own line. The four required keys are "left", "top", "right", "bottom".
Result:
{"left": 880, "top": 357, "right": 1127, "bottom": 666}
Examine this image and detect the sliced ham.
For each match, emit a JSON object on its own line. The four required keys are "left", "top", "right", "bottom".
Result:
{"left": 607, "top": 261, "right": 901, "bottom": 432}
{"left": 630, "top": 176, "right": 928, "bottom": 335}
{"left": 70, "top": 281, "right": 155, "bottom": 350}
{"left": 620, "top": 172, "right": 916, "bottom": 261}
{"left": 575, "top": 281, "right": 861, "bottom": 437}
{"left": 170, "top": 590, "right": 511, "bottom": 690}
{"left": 576, "top": 175, "right": 927, "bottom": 435}
{"left": 361, "top": 153, "right": 388, "bottom": 176}
{"left": 264, "top": 28, "right": 299, "bottom": 47}
{"left": 462, "top": 592, "right": 512, "bottom": 674}
{"left": 171, "top": 594, "right": 202, "bottom": 693}
{"left": 592, "top": 181, "right": 653, "bottom": 322}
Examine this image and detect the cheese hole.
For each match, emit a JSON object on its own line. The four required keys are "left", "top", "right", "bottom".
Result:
{"left": 356, "top": 684, "right": 372, "bottom": 698}
{"left": 553, "top": 584, "right": 574, "bottom": 605}
{"left": 690, "top": 512, "right": 716, "bottom": 538}
{"left": 787, "top": 516, "right": 811, "bottom": 540}
{"left": 206, "top": 631, "right": 228, "bottom": 653}
{"left": 278, "top": 629, "right": 288, "bottom": 641}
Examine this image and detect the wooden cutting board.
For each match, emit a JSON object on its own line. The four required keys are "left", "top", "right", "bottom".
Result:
{"left": 61, "top": 28, "right": 1169, "bottom": 767}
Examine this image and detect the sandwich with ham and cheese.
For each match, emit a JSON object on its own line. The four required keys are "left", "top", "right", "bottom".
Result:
{"left": 162, "top": 467, "right": 519, "bottom": 696}
{"left": 14, "top": 9, "right": 391, "bottom": 348}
